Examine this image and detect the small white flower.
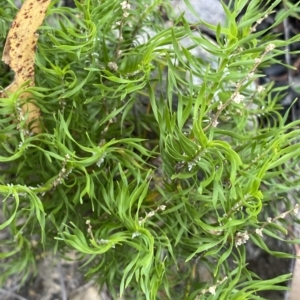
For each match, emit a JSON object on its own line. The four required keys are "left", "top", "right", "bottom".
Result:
{"left": 232, "top": 92, "right": 245, "bottom": 104}
{"left": 235, "top": 231, "right": 249, "bottom": 247}
{"left": 120, "top": 1, "right": 126, "bottom": 9}
{"left": 18, "top": 112, "right": 25, "bottom": 121}
{"left": 280, "top": 212, "right": 287, "bottom": 219}
{"left": 265, "top": 43, "right": 275, "bottom": 52}
{"left": 97, "top": 239, "right": 109, "bottom": 244}
{"left": 65, "top": 168, "right": 73, "bottom": 176}
{"left": 267, "top": 217, "right": 272, "bottom": 223}
{"left": 121, "top": 1, "right": 130, "bottom": 10}
{"left": 257, "top": 17, "right": 264, "bottom": 24}
{"left": 294, "top": 204, "right": 299, "bottom": 215}
{"left": 257, "top": 85, "right": 265, "bottom": 93}
{"left": 254, "top": 57, "right": 262, "bottom": 64}
{"left": 255, "top": 228, "right": 263, "bottom": 237}
{"left": 132, "top": 231, "right": 141, "bottom": 238}
{"left": 108, "top": 62, "right": 118, "bottom": 71}
{"left": 188, "top": 161, "right": 196, "bottom": 171}
{"left": 208, "top": 286, "right": 216, "bottom": 295}
{"left": 212, "top": 120, "right": 219, "bottom": 128}
{"left": 217, "top": 101, "right": 223, "bottom": 110}
{"left": 159, "top": 205, "right": 166, "bottom": 211}
{"left": 123, "top": 11, "right": 129, "bottom": 17}
{"left": 147, "top": 211, "right": 155, "bottom": 217}
{"left": 96, "top": 157, "right": 105, "bottom": 167}
{"left": 116, "top": 21, "right": 121, "bottom": 26}
{"left": 247, "top": 72, "right": 254, "bottom": 79}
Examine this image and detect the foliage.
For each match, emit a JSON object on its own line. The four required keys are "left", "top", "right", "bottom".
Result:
{"left": 1, "top": 0, "right": 300, "bottom": 299}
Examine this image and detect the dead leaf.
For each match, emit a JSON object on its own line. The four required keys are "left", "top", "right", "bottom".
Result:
{"left": 0, "top": 0, "right": 51, "bottom": 133}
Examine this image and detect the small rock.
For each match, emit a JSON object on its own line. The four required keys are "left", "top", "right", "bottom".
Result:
{"left": 172, "top": 0, "right": 226, "bottom": 35}
{"left": 70, "top": 286, "right": 103, "bottom": 300}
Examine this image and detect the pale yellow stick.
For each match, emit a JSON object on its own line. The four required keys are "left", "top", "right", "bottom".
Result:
{"left": 0, "top": 0, "right": 51, "bottom": 133}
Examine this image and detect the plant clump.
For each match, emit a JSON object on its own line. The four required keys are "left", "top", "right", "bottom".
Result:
{"left": 1, "top": 0, "right": 300, "bottom": 299}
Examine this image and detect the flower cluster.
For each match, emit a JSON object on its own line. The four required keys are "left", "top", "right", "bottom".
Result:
{"left": 138, "top": 205, "right": 166, "bottom": 226}
{"left": 108, "top": 61, "right": 118, "bottom": 72}
{"left": 197, "top": 276, "right": 228, "bottom": 297}
{"left": 257, "top": 85, "right": 265, "bottom": 93}
{"left": 250, "top": 14, "right": 268, "bottom": 32}
{"left": 52, "top": 154, "right": 72, "bottom": 187}
{"left": 232, "top": 92, "right": 245, "bottom": 104}
{"left": 212, "top": 120, "right": 219, "bottom": 128}
{"left": 255, "top": 228, "right": 263, "bottom": 237}
{"left": 235, "top": 203, "right": 300, "bottom": 247}
{"left": 132, "top": 231, "right": 141, "bottom": 239}
{"left": 120, "top": 1, "right": 130, "bottom": 18}
{"left": 96, "top": 155, "right": 105, "bottom": 167}
{"left": 204, "top": 43, "right": 276, "bottom": 131}
{"left": 260, "top": 203, "right": 299, "bottom": 231}
{"left": 86, "top": 219, "right": 94, "bottom": 239}
{"left": 265, "top": 43, "right": 275, "bottom": 52}
{"left": 15, "top": 103, "right": 33, "bottom": 138}
{"left": 183, "top": 147, "right": 207, "bottom": 172}
{"left": 294, "top": 204, "right": 299, "bottom": 214}
{"left": 16, "top": 103, "right": 24, "bottom": 123}
{"left": 235, "top": 231, "right": 249, "bottom": 247}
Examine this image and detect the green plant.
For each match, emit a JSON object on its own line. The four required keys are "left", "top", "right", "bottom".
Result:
{"left": 1, "top": 0, "right": 300, "bottom": 299}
